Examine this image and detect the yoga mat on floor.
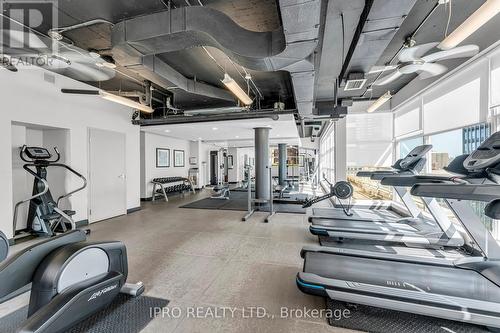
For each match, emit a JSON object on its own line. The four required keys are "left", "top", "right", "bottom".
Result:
{"left": 181, "top": 197, "right": 307, "bottom": 214}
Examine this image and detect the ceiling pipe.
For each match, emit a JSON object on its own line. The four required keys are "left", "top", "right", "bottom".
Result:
{"left": 134, "top": 109, "right": 295, "bottom": 126}
{"left": 338, "top": 0, "right": 374, "bottom": 84}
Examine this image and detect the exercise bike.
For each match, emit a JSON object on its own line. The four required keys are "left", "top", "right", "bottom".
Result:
{"left": 302, "top": 175, "right": 354, "bottom": 216}
{"left": 0, "top": 229, "right": 144, "bottom": 333}
{"left": 13, "top": 146, "right": 87, "bottom": 239}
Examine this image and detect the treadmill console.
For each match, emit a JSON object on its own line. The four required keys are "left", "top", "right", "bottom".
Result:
{"left": 486, "top": 199, "right": 500, "bottom": 220}
{"left": 399, "top": 144, "right": 433, "bottom": 170}
{"left": 24, "top": 147, "right": 52, "bottom": 160}
{"left": 463, "top": 131, "right": 500, "bottom": 172}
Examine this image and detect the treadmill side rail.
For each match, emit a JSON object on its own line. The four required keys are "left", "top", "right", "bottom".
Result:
{"left": 299, "top": 245, "right": 476, "bottom": 266}
{"left": 298, "top": 272, "right": 500, "bottom": 329}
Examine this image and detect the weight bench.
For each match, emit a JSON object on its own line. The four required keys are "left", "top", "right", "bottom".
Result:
{"left": 151, "top": 177, "right": 195, "bottom": 202}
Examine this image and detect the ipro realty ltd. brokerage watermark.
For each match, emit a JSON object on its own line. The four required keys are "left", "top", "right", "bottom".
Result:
{"left": 150, "top": 306, "right": 352, "bottom": 321}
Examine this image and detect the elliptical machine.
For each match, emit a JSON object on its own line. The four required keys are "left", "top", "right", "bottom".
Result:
{"left": 0, "top": 229, "right": 144, "bottom": 333}
{"left": 13, "top": 145, "right": 87, "bottom": 238}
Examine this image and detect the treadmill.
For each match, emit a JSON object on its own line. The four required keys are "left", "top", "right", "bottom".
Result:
{"left": 310, "top": 145, "right": 433, "bottom": 224}
{"left": 297, "top": 131, "right": 500, "bottom": 330}
{"left": 310, "top": 146, "right": 464, "bottom": 248}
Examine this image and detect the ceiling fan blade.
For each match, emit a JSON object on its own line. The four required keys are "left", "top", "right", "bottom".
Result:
{"left": 421, "top": 44, "right": 479, "bottom": 63}
{"left": 418, "top": 63, "right": 448, "bottom": 80}
{"left": 368, "top": 65, "right": 398, "bottom": 74}
{"left": 46, "top": 50, "right": 115, "bottom": 81}
{"left": 399, "top": 42, "right": 439, "bottom": 62}
{"left": 373, "top": 70, "right": 403, "bottom": 86}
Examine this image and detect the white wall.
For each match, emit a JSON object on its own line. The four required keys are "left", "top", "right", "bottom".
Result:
{"left": 140, "top": 132, "right": 192, "bottom": 199}
{"left": 1, "top": 68, "right": 141, "bottom": 238}
{"left": 187, "top": 140, "right": 212, "bottom": 188}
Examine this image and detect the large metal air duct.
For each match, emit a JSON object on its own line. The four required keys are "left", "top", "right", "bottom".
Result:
{"left": 111, "top": 1, "right": 321, "bottom": 114}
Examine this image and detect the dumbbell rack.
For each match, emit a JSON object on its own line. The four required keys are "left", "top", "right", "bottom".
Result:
{"left": 151, "top": 177, "right": 195, "bottom": 202}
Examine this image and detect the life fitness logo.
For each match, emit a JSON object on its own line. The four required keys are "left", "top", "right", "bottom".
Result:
{"left": 88, "top": 284, "right": 119, "bottom": 302}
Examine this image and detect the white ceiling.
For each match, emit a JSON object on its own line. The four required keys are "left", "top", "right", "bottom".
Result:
{"left": 141, "top": 114, "right": 301, "bottom": 147}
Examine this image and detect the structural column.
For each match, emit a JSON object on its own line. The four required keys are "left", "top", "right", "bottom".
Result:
{"left": 278, "top": 143, "right": 287, "bottom": 186}
{"left": 254, "top": 127, "right": 271, "bottom": 201}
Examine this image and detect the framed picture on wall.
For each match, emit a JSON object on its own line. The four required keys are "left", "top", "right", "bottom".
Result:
{"left": 156, "top": 148, "right": 170, "bottom": 168}
{"left": 174, "top": 150, "right": 185, "bottom": 167}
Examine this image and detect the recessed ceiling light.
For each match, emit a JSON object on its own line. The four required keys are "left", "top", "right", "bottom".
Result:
{"left": 198, "top": 137, "right": 202, "bottom": 140}
{"left": 276, "top": 134, "right": 280, "bottom": 137}
{"left": 235, "top": 136, "right": 239, "bottom": 138}
{"left": 212, "top": 127, "right": 218, "bottom": 130}
{"left": 164, "top": 129, "right": 170, "bottom": 133}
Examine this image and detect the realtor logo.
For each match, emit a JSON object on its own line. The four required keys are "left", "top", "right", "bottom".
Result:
{"left": 0, "top": 0, "right": 58, "bottom": 57}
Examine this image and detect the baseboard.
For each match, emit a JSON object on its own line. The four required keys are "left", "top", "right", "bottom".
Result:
{"left": 141, "top": 197, "right": 153, "bottom": 202}
{"left": 127, "top": 207, "right": 141, "bottom": 214}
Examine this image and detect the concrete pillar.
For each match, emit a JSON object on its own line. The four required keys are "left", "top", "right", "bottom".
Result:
{"left": 278, "top": 143, "right": 287, "bottom": 186}
{"left": 254, "top": 127, "right": 270, "bottom": 200}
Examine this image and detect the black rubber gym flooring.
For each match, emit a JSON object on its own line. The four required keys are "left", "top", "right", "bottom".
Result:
{"left": 327, "top": 299, "right": 489, "bottom": 333}
{"left": 0, "top": 294, "right": 169, "bottom": 333}
{"left": 180, "top": 191, "right": 307, "bottom": 214}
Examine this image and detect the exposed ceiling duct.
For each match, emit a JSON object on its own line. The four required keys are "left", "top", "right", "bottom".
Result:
{"left": 111, "top": 1, "right": 321, "bottom": 114}
{"left": 134, "top": 109, "right": 294, "bottom": 126}
{"left": 339, "top": 0, "right": 418, "bottom": 94}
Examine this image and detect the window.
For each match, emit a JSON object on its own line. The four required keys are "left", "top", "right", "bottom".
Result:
{"left": 346, "top": 113, "right": 393, "bottom": 201}
{"left": 490, "top": 107, "right": 500, "bottom": 132}
{"left": 319, "top": 125, "right": 334, "bottom": 184}
{"left": 399, "top": 136, "right": 424, "bottom": 159}
{"left": 428, "top": 129, "right": 463, "bottom": 174}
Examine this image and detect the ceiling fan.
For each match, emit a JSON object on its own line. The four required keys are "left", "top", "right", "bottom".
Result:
{"left": 369, "top": 42, "right": 479, "bottom": 86}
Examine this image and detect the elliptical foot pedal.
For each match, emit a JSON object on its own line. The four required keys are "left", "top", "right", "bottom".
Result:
{"left": 121, "top": 281, "right": 145, "bottom": 297}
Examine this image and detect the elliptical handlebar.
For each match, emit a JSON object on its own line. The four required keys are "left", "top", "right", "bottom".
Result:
{"left": 53, "top": 147, "right": 61, "bottom": 163}
{"left": 54, "top": 164, "right": 87, "bottom": 206}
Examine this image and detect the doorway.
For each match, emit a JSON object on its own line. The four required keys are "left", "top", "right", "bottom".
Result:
{"left": 88, "top": 128, "right": 127, "bottom": 222}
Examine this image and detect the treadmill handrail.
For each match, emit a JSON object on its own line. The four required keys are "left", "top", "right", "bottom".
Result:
{"left": 381, "top": 175, "right": 467, "bottom": 187}
{"left": 356, "top": 170, "right": 396, "bottom": 178}
{"left": 411, "top": 184, "right": 500, "bottom": 202}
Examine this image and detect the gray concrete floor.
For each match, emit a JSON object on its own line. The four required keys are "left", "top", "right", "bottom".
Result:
{"left": 2, "top": 188, "right": 357, "bottom": 333}
{"left": 90, "top": 189, "right": 354, "bottom": 332}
